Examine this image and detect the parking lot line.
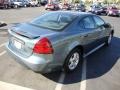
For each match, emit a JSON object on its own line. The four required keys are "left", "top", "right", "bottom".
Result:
{"left": 0, "top": 81, "right": 34, "bottom": 90}
{"left": 79, "top": 43, "right": 105, "bottom": 90}
{"left": 80, "top": 59, "right": 87, "bottom": 90}
{"left": 0, "top": 43, "right": 5, "bottom": 48}
{"left": 55, "top": 72, "right": 65, "bottom": 90}
{"left": 83, "top": 43, "right": 105, "bottom": 58}
{"left": 0, "top": 51, "right": 6, "bottom": 56}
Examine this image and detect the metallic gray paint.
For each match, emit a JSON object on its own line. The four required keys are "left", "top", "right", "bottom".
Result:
{"left": 6, "top": 11, "right": 113, "bottom": 73}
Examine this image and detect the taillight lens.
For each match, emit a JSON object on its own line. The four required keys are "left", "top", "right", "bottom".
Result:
{"left": 33, "top": 37, "right": 53, "bottom": 54}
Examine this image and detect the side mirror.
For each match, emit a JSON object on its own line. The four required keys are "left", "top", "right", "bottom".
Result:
{"left": 103, "top": 23, "right": 111, "bottom": 28}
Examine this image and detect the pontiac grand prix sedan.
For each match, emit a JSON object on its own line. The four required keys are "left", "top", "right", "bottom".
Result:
{"left": 6, "top": 11, "right": 114, "bottom": 73}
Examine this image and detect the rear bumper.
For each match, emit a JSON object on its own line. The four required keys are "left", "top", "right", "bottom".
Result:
{"left": 6, "top": 43, "right": 54, "bottom": 73}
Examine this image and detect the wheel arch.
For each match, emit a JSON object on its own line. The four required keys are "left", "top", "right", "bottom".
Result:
{"left": 67, "top": 41, "right": 84, "bottom": 56}
{"left": 63, "top": 44, "right": 84, "bottom": 72}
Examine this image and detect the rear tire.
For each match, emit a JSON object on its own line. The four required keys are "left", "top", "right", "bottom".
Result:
{"left": 63, "top": 48, "right": 82, "bottom": 73}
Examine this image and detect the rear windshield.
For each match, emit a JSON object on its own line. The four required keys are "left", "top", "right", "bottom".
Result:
{"left": 30, "top": 12, "right": 77, "bottom": 31}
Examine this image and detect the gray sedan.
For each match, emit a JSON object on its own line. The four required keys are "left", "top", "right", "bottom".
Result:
{"left": 6, "top": 11, "right": 114, "bottom": 73}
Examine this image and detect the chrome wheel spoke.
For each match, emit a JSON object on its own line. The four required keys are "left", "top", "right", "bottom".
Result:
{"left": 68, "top": 52, "right": 80, "bottom": 70}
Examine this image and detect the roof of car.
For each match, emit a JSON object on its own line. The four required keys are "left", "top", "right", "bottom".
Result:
{"left": 50, "top": 11, "right": 93, "bottom": 17}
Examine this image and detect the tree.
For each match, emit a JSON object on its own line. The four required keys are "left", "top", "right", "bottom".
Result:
{"left": 74, "top": 0, "right": 80, "bottom": 3}
{"left": 103, "top": 0, "right": 108, "bottom": 4}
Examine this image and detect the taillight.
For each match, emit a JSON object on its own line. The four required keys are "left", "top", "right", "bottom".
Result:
{"left": 33, "top": 37, "right": 53, "bottom": 54}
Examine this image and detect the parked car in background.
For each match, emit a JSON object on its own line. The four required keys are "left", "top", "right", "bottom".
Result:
{"left": 28, "top": 0, "right": 40, "bottom": 7}
{"left": 45, "top": 2, "right": 59, "bottom": 10}
{"left": 6, "top": 11, "right": 114, "bottom": 73}
{"left": 60, "top": 3, "right": 71, "bottom": 10}
{"left": 0, "top": 0, "right": 14, "bottom": 9}
{"left": 12, "top": 0, "right": 24, "bottom": 8}
{"left": 0, "top": 0, "right": 30, "bottom": 9}
{"left": 21, "top": 0, "right": 31, "bottom": 7}
{"left": 40, "top": 0, "right": 47, "bottom": 6}
{"left": 107, "top": 6, "right": 119, "bottom": 17}
{"left": 90, "top": 5, "right": 107, "bottom": 15}
{"left": 75, "top": 4, "right": 86, "bottom": 12}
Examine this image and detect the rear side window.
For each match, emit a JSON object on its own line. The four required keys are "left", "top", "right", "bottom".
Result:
{"left": 93, "top": 16, "right": 105, "bottom": 27}
{"left": 79, "top": 16, "right": 96, "bottom": 29}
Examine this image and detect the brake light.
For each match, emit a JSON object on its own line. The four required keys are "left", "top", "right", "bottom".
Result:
{"left": 33, "top": 37, "right": 53, "bottom": 54}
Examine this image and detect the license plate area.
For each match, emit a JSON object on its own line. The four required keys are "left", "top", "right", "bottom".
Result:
{"left": 12, "top": 37, "right": 24, "bottom": 50}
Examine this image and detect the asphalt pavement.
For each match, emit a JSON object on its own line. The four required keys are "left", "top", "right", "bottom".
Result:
{"left": 0, "top": 7, "right": 120, "bottom": 90}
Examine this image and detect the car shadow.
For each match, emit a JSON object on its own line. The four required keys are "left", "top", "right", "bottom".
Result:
{"left": 42, "top": 36, "right": 120, "bottom": 84}
{"left": 86, "top": 36, "right": 120, "bottom": 79}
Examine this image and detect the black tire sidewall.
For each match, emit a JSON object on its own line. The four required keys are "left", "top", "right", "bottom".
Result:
{"left": 105, "top": 33, "right": 113, "bottom": 46}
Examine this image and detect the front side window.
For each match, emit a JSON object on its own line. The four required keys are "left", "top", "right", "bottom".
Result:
{"left": 30, "top": 12, "right": 77, "bottom": 31}
{"left": 93, "top": 16, "right": 105, "bottom": 27}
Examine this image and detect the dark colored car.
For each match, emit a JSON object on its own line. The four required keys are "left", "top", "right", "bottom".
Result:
{"left": 40, "top": 0, "right": 47, "bottom": 6}
{"left": 45, "top": 2, "right": 59, "bottom": 10}
{"left": 75, "top": 4, "right": 86, "bottom": 12}
{"left": 0, "top": 0, "right": 14, "bottom": 9}
{"left": 107, "top": 6, "right": 119, "bottom": 16}
{"left": 90, "top": 5, "right": 107, "bottom": 15}
{"left": 0, "top": 21, "right": 7, "bottom": 27}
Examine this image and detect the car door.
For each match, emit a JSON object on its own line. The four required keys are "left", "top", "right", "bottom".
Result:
{"left": 79, "top": 16, "right": 101, "bottom": 53}
{"left": 92, "top": 15, "right": 109, "bottom": 44}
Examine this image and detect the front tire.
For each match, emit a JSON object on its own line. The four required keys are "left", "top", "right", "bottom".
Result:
{"left": 105, "top": 33, "right": 113, "bottom": 46}
{"left": 63, "top": 48, "right": 82, "bottom": 73}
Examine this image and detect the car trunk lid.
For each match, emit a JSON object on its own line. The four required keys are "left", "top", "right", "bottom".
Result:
{"left": 9, "top": 23, "right": 56, "bottom": 57}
